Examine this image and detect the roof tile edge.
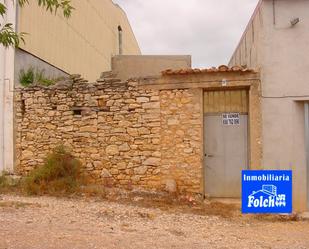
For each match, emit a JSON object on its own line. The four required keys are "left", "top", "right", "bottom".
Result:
{"left": 161, "top": 65, "right": 256, "bottom": 76}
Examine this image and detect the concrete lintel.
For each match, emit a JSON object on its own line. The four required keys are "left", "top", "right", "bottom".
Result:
{"left": 138, "top": 72, "right": 260, "bottom": 91}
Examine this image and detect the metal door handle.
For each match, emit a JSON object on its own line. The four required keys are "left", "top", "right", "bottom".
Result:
{"left": 205, "top": 154, "right": 214, "bottom": 158}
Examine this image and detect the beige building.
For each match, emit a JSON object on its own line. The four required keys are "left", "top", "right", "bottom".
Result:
{"left": 0, "top": 0, "right": 140, "bottom": 175}
{"left": 229, "top": 0, "right": 309, "bottom": 211}
{"left": 16, "top": 0, "right": 141, "bottom": 81}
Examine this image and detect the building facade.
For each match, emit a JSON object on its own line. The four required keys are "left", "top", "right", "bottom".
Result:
{"left": 229, "top": 0, "right": 309, "bottom": 211}
{"left": 0, "top": 0, "right": 140, "bottom": 174}
{"left": 17, "top": 0, "right": 141, "bottom": 81}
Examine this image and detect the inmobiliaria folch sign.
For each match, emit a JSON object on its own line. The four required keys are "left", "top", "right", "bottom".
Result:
{"left": 242, "top": 170, "right": 292, "bottom": 214}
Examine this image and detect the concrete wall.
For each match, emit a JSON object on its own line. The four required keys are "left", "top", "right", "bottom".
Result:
{"left": 17, "top": 0, "right": 141, "bottom": 81}
{"left": 111, "top": 55, "right": 191, "bottom": 81}
{"left": 0, "top": 0, "right": 5, "bottom": 173}
{"left": 229, "top": 0, "right": 309, "bottom": 211}
{"left": 228, "top": 0, "right": 264, "bottom": 69}
{"left": 15, "top": 49, "right": 69, "bottom": 85}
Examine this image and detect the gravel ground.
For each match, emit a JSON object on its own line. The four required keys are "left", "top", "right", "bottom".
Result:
{"left": 0, "top": 194, "right": 309, "bottom": 249}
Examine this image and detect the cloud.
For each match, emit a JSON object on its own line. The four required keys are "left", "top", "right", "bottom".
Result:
{"left": 113, "top": 0, "right": 259, "bottom": 67}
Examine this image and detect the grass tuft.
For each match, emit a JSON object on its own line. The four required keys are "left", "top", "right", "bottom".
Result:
{"left": 19, "top": 67, "right": 35, "bottom": 86}
{"left": 19, "top": 67, "right": 56, "bottom": 87}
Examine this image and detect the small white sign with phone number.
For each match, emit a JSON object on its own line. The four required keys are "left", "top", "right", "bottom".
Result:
{"left": 222, "top": 113, "right": 240, "bottom": 125}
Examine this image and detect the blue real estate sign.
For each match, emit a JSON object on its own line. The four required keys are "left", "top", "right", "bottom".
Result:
{"left": 242, "top": 170, "right": 292, "bottom": 214}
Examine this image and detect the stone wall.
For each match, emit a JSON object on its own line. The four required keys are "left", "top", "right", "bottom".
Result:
{"left": 160, "top": 89, "right": 203, "bottom": 193}
{"left": 15, "top": 75, "right": 203, "bottom": 194}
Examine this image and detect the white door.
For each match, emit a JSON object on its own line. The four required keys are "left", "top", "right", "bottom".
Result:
{"left": 203, "top": 90, "right": 249, "bottom": 198}
{"left": 204, "top": 114, "right": 248, "bottom": 197}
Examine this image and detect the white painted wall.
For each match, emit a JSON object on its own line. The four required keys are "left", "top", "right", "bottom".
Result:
{"left": 229, "top": 0, "right": 309, "bottom": 211}
{"left": 0, "top": 0, "right": 5, "bottom": 173}
{"left": 0, "top": 0, "right": 16, "bottom": 173}
{"left": 261, "top": 0, "right": 309, "bottom": 211}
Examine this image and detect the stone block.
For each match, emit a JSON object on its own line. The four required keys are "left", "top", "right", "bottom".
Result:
{"left": 143, "top": 157, "right": 160, "bottom": 166}
{"left": 117, "top": 162, "right": 127, "bottom": 170}
{"left": 167, "top": 118, "right": 180, "bottom": 125}
{"left": 142, "top": 102, "right": 160, "bottom": 109}
{"left": 106, "top": 145, "right": 119, "bottom": 156}
{"left": 80, "top": 126, "right": 98, "bottom": 133}
{"left": 136, "top": 97, "right": 150, "bottom": 103}
{"left": 110, "top": 169, "right": 119, "bottom": 175}
{"left": 118, "top": 120, "right": 131, "bottom": 127}
{"left": 127, "top": 128, "right": 138, "bottom": 136}
{"left": 164, "top": 179, "right": 177, "bottom": 193}
{"left": 134, "top": 166, "right": 148, "bottom": 175}
{"left": 101, "top": 168, "right": 112, "bottom": 178}
{"left": 22, "top": 150, "right": 34, "bottom": 160}
{"left": 119, "top": 143, "right": 130, "bottom": 152}
{"left": 138, "top": 127, "right": 150, "bottom": 135}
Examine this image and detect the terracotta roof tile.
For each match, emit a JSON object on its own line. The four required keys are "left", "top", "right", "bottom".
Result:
{"left": 218, "top": 65, "right": 229, "bottom": 71}
{"left": 161, "top": 65, "right": 255, "bottom": 76}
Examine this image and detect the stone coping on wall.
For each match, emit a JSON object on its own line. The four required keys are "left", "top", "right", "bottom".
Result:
{"left": 138, "top": 71, "right": 260, "bottom": 90}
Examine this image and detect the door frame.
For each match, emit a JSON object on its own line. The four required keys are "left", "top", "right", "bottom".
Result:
{"left": 304, "top": 103, "right": 309, "bottom": 209}
{"left": 202, "top": 89, "right": 250, "bottom": 198}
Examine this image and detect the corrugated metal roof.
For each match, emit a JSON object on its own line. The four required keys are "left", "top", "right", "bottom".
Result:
{"left": 161, "top": 65, "right": 255, "bottom": 76}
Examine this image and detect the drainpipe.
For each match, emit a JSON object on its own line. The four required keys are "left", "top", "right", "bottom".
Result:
{"left": 0, "top": 0, "right": 5, "bottom": 173}
{"left": 118, "top": 25, "right": 123, "bottom": 55}
{"left": 273, "top": 0, "right": 276, "bottom": 25}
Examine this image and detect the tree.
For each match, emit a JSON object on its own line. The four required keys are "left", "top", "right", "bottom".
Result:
{"left": 0, "top": 0, "right": 73, "bottom": 47}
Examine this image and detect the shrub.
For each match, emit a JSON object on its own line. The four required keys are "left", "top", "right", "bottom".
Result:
{"left": 24, "top": 145, "right": 82, "bottom": 195}
{"left": 19, "top": 67, "right": 55, "bottom": 87}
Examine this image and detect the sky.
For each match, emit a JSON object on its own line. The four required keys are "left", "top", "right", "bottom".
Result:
{"left": 113, "top": 0, "right": 259, "bottom": 68}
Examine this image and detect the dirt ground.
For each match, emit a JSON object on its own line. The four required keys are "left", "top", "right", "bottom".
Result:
{"left": 1, "top": 194, "right": 309, "bottom": 249}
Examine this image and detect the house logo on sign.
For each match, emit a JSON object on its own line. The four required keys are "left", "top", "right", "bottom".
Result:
{"left": 248, "top": 185, "right": 286, "bottom": 208}
{"left": 242, "top": 170, "right": 292, "bottom": 214}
